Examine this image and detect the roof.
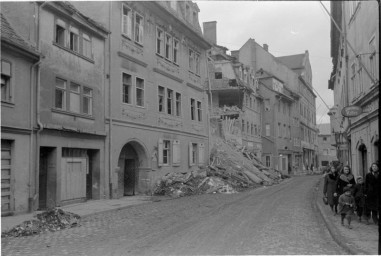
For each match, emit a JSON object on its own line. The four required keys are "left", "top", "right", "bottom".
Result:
{"left": 317, "top": 123, "right": 331, "bottom": 135}
{"left": 276, "top": 53, "right": 305, "bottom": 70}
{"left": 0, "top": 12, "right": 39, "bottom": 57}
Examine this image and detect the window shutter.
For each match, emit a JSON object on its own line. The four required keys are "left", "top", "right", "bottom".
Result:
{"left": 172, "top": 140, "right": 180, "bottom": 166}
{"left": 198, "top": 143, "right": 205, "bottom": 165}
{"left": 158, "top": 139, "right": 163, "bottom": 167}
{"left": 189, "top": 142, "right": 193, "bottom": 166}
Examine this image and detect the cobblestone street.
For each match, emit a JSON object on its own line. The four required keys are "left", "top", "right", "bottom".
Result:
{"left": 2, "top": 176, "right": 346, "bottom": 255}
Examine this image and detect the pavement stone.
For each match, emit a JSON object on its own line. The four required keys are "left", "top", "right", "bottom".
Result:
{"left": 315, "top": 176, "right": 379, "bottom": 255}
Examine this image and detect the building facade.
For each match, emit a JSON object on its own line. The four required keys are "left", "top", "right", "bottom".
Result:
{"left": 1, "top": 11, "right": 40, "bottom": 215}
{"left": 277, "top": 52, "right": 318, "bottom": 172}
{"left": 316, "top": 123, "right": 338, "bottom": 169}
{"left": 329, "top": 1, "right": 379, "bottom": 178}
{"left": 237, "top": 39, "right": 302, "bottom": 174}
{"left": 73, "top": 1, "right": 211, "bottom": 197}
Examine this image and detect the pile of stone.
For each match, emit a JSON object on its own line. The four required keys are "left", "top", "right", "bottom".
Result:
{"left": 154, "top": 137, "right": 284, "bottom": 198}
{"left": 2, "top": 208, "right": 80, "bottom": 238}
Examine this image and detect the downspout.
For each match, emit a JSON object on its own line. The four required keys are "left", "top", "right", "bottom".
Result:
{"left": 108, "top": 1, "right": 113, "bottom": 199}
{"left": 29, "top": 59, "right": 42, "bottom": 212}
{"left": 31, "top": 1, "right": 47, "bottom": 211}
{"left": 206, "top": 52, "right": 213, "bottom": 165}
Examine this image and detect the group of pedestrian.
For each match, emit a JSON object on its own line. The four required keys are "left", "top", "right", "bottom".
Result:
{"left": 323, "top": 162, "right": 379, "bottom": 229}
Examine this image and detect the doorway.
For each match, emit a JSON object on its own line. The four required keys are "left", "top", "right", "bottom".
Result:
{"left": 124, "top": 159, "right": 136, "bottom": 196}
{"left": 39, "top": 147, "right": 56, "bottom": 210}
{"left": 358, "top": 143, "right": 367, "bottom": 178}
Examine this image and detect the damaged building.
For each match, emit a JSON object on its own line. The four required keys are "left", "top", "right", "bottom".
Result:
{"left": 204, "top": 22, "right": 262, "bottom": 158}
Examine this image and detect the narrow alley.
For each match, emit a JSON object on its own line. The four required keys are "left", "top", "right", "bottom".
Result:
{"left": 2, "top": 176, "right": 346, "bottom": 255}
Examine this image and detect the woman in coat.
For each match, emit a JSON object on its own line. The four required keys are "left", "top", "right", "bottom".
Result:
{"left": 335, "top": 165, "right": 356, "bottom": 197}
{"left": 364, "top": 162, "right": 379, "bottom": 225}
{"left": 324, "top": 165, "right": 339, "bottom": 214}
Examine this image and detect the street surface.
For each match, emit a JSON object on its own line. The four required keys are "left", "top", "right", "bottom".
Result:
{"left": 2, "top": 176, "right": 346, "bottom": 255}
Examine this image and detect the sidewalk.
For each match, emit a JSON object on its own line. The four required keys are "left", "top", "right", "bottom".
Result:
{"left": 315, "top": 176, "right": 379, "bottom": 254}
{"left": 1, "top": 195, "right": 170, "bottom": 233}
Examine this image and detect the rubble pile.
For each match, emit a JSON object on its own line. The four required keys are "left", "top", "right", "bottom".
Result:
{"left": 2, "top": 208, "right": 80, "bottom": 238}
{"left": 154, "top": 137, "right": 284, "bottom": 198}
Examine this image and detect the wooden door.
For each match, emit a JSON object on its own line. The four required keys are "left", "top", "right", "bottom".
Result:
{"left": 61, "top": 157, "right": 87, "bottom": 201}
{"left": 124, "top": 159, "right": 135, "bottom": 196}
{"left": 1, "top": 140, "right": 13, "bottom": 215}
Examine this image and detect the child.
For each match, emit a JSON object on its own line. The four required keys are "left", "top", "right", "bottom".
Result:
{"left": 353, "top": 176, "right": 365, "bottom": 222}
{"left": 338, "top": 187, "right": 355, "bottom": 229}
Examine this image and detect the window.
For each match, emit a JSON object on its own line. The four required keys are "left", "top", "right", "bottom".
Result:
{"left": 156, "top": 28, "right": 164, "bottom": 55}
{"left": 191, "top": 143, "right": 197, "bottom": 165}
{"left": 197, "top": 101, "right": 202, "bottom": 121}
{"left": 163, "top": 140, "right": 170, "bottom": 164}
{"left": 69, "top": 83, "right": 80, "bottom": 113}
{"left": 283, "top": 124, "right": 286, "bottom": 138}
{"left": 215, "top": 72, "right": 222, "bottom": 79}
{"left": 55, "top": 78, "right": 66, "bottom": 109}
{"left": 175, "top": 92, "right": 181, "bottom": 116}
{"left": 172, "top": 140, "right": 180, "bottom": 165}
{"left": 265, "top": 124, "right": 270, "bottom": 136}
{"left": 189, "top": 49, "right": 195, "bottom": 72}
{"left": 369, "top": 36, "right": 378, "bottom": 81}
{"left": 254, "top": 124, "right": 257, "bottom": 136}
{"left": 134, "top": 13, "right": 144, "bottom": 44}
{"left": 54, "top": 78, "right": 92, "bottom": 116}
{"left": 278, "top": 123, "right": 281, "bottom": 137}
{"left": 55, "top": 19, "right": 66, "bottom": 46}
{"left": 190, "top": 98, "right": 196, "bottom": 120}
{"left": 82, "top": 33, "right": 92, "bottom": 59}
{"left": 122, "top": 73, "right": 132, "bottom": 104}
{"left": 158, "top": 86, "right": 165, "bottom": 112}
{"left": 82, "top": 87, "right": 93, "bottom": 115}
{"left": 351, "top": 62, "right": 357, "bottom": 96}
{"left": 1, "top": 60, "right": 12, "bottom": 102}
{"left": 242, "top": 120, "right": 245, "bottom": 133}
{"left": 266, "top": 156, "right": 271, "bottom": 167}
{"left": 69, "top": 26, "right": 79, "bottom": 52}
{"left": 167, "top": 89, "right": 173, "bottom": 115}
{"left": 251, "top": 124, "right": 254, "bottom": 135}
{"left": 173, "top": 38, "right": 179, "bottom": 64}
{"left": 165, "top": 34, "right": 172, "bottom": 60}
{"left": 195, "top": 53, "right": 200, "bottom": 75}
{"left": 247, "top": 121, "right": 250, "bottom": 134}
{"left": 122, "top": 5, "right": 132, "bottom": 38}
{"left": 136, "top": 77, "right": 144, "bottom": 107}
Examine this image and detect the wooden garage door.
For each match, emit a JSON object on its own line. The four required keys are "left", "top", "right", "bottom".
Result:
{"left": 1, "top": 140, "right": 13, "bottom": 215}
{"left": 61, "top": 157, "right": 87, "bottom": 202}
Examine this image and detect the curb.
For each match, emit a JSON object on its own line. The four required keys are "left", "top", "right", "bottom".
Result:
{"left": 313, "top": 178, "right": 365, "bottom": 255}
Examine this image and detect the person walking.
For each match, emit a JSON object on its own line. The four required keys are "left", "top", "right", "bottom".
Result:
{"left": 364, "top": 162, "right": 379, "bottom": 225}
{"left": 335, "top": 165, "right": 356, "bottom": 198}
{"left": 353, "top": 176, "right": 365, "bottom": 222}
{"left": 338, "top": 187, "right": 355, "bottom": 229}
{"left": 323, "top": 165, "right": 339, "bottom": 214}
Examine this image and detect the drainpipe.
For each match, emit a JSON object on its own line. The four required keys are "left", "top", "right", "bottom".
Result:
{"left": 108, "top": 1, "right": 113, "bottom": 199}
{"left": 206, "top": 52, "right": 213, "bottom": 165}
{"left": 32, "top": 1, "right": 47, "bottom": 211}
{"left": 29, "top": 59, "right": 42, "bottom": 212}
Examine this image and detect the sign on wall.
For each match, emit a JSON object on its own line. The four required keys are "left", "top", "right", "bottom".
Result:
{"left": 341, "top": 105, "right": 363, "bottom": 117}
{"left": 272, "top": 78, "right": 284, "bottom": 93}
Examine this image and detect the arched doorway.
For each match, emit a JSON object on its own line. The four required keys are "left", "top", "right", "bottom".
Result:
{"left": 117, "top": 140, "right": 148, "bottom": 197}
{"left": 358, "top": 143, "right": 368, "bottom": 178}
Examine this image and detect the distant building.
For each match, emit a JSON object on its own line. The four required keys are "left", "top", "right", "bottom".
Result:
{"left": 1, "top": 12, "right": 40, "bottom": 215}
{"left": 316, "top": 123, "right": 338, "bottom": 169}
{"left": 236, "top": 39, "right": 301, "bottom": 175}
{"left": 329, "top": 1, "right": 379, "bottom": 178}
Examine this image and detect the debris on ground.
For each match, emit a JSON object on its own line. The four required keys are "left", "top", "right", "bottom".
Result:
{"left": 2, "top": 208, "right": 80, "bottom": 238}
{"left": 154, "top": 137, "right": 285, "bottom": 198}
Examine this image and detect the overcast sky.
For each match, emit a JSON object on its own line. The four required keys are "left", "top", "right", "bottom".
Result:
{"left": 196, "top": 0, "right": 333, "bottom": 125}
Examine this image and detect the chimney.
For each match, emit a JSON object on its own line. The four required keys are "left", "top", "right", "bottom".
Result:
{"left": 231, "top": 50, "right": 239, "bottom": 60}
{"left": 263, "top": 44, "right": 269, "bottom": 52}
{"left": 203, "top": 21, "right": 217, "bottom": 45}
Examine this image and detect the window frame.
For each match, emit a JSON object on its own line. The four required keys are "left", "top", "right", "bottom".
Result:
{"left": 1, "top": 59, "right": 12, "bottom": 103}
{"left": 190, "top": 98, "right": 196, "bottom": 121}
{"left": 158, "top": 85, "right": 165, "bottom": 113}
{"left": 175, "top": 92, "right": 181, "bottom": 116}
{"left": 167, "top": 88, "right": 173, "bottom": 115}
{"left": 134, "top": 12, "right": 144, "bottom": 45}
{"left": 156, "top": 27, "right": 164, "bottom": 56}
{"left": 173, "top": 38, "right": 179, "bottom": 64}
{"left": 69, "top": 26, "right": 80, "bottom": 53}
{"left": 135, "top": 77, "right": 145, "bottom": 107}
{"left": 197, "top": 101, "right": 202, "bottom": 122}
{"left": 122, "top": 72, "right": 133, "bottom": 105}
{"left": 122, "top": 4, "right": 133, "bottom": 39}
{"left": 165, "top": 33, "right": 172, "bottom": 61}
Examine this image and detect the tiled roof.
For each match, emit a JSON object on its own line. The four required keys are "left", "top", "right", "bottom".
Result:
{"left": 1, "top": 12, "right": 39, "bottom": 56}
{"left": 317, "top": 123, "right": 331, "bottom": 135}
{"left": 276, "top": 53, "right": 305, "bottom": 70}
